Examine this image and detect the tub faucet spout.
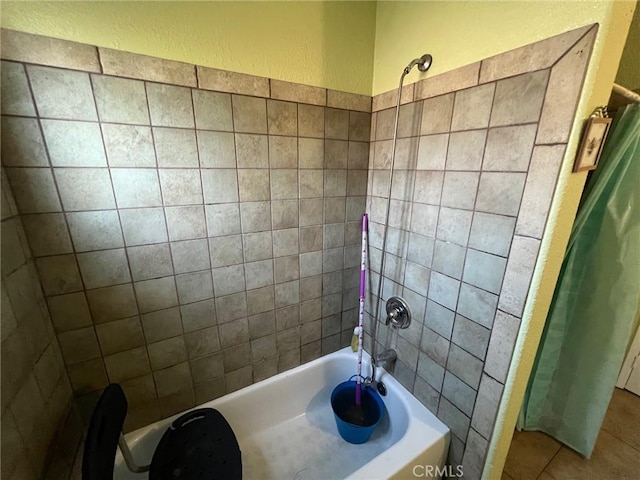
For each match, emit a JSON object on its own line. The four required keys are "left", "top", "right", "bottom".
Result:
{"left": 374, "top": 349, "right": 397, "bottom": 370}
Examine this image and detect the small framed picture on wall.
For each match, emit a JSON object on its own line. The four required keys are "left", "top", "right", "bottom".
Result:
{"left": 573, "top": 116, "right": 612, "bottom": 172}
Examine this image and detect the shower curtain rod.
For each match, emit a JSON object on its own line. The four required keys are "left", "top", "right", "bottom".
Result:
{"left": 612, "top": 83, "right": 640, "bottom": 104}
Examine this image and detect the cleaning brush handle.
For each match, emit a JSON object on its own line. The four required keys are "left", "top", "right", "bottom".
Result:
{"left": 355, "top": 214, "right": 368, "bottom": 407}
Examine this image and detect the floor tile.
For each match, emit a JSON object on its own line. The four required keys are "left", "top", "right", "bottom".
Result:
{"left": 601, "top": 388, "right": 640, "bottom": 450}
{"left": 544, "top": 430, "right": 640, "bottom": 480}
{"left": 504, "top": 430, "right": 561, "bottom": 480}
{"left": 537, "top": 473, "right": 555, "bottom": 480}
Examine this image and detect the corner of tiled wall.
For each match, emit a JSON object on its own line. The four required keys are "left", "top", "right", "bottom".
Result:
{"left": 366, "top": 24, "right": 597, "bottom": 480}
{"left": 1, "top": 166, "right": 81, "bottom": 479}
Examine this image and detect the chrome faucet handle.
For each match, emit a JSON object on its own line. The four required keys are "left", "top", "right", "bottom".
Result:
{"left": 385, "top": 308, "right": 399, "bottom": 325}
{"left": 385, "top": 296, "right": 412, "bottom": 329}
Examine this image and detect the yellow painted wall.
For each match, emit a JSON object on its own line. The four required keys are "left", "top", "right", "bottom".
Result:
{"left": 0, "top": 1, "right": 377, "bottom": 95}
{"left": 616, "top": 1, "right": 640, "bottom": 90}
{"left": 373, "top": 1, "right": 630, "bottom": 94}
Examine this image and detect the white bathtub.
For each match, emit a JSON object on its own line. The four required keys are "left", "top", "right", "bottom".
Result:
{"left": 114, "top": 347, "right": 450, "bottom": 479}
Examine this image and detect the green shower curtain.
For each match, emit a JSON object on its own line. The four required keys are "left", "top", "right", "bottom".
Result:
{"left": 519, "top": 104, "right": 640, "bottom": 458}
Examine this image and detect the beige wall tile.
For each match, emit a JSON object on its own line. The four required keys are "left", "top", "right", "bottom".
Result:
{"left": 244, "top": 256, "right": 274, "bottom": 289}
{"left": 462, "top": 429, "right": 489, "bottom": 480}
{"left": 27, "top": 65, "right": 97, "bottom": 121}
{"left": 166, "top": 205, "right": 206, "bottom": 242}
{"left": 372, "top": 83, "right": 414, "bottom": 112}
{"left": 180, "top": 299, "right": 216, "bottom": 333}
{"left": 271, "top": 79, "right": 326, "bottom": 106}
{"left": 197, "top": 66, "right": 269, "bottom": 97}
{"left": 66, "top": 210, "right": 124, "bottom": 252}
{"left": 159, "top": 388, "right": 195, "bottom": 417}
{"left": 469, "top": 212, "right": 516, "bottom": 258}
{"left": 483, "top": 124, "right": 537, "bottom": 172}
{"left": 41, "top": 120, "right": 107, "bottom": 167}
{"left": 536, "top": 28, "right": 596, "bottom": 144}
{"left": 119, "top": 208, "right": 168, "bottom": 246}
{"left": 420, "top": 93, "right": 454, "bottom": 135}
{"left": 225, "top": 365, "right": 253, "bottom": 392}
{"left": 479, "top": 24, "right": 593, "bottom": 83}
{"left": 498, "top": 236, "right": 540, "bottom": 318}
{"left": 111, "top": 168, "right": 162, "bottom": 208}
{"left": 77, "top": 248, "right": 131, "bottom": 289}
{"left": 100, "top": 47, "right": 196, "bottom": 87}
{"left": 205, "top": 204, "right": 241, "bottom": 238}
{"left": 86, "top": 283, "right": 138, "bottom": 324}
{"left": 190, "top": 352, "right": 224, "bottom": 384}
{"left": 193, "top": 90, "right": 233, "bottom": 131}
{"left": 58, "top": 327, "right": 101, "bottom": 365}
{"left": 54, "top": 168, "right": 116, "bottom": 211}
{"left": 327, "top": 90, "right": 371, "bottom": 113}
{"left": 199, "top": 131, "right": 237, "bottom": 168}
{"left": 209, "top": 234, "right": 244, "bottom": 268}
{"left": 184, "top": 326, "right": 220, "bottom": 360}
{"left": 451, "top": 83, "right": 495, "bottom": 131}
{"left": 134, "top": 276, "right": 178, "bottom": 314}
{"left": 234, "top": 133, "right": 267, "bottom": 169}
{"left": 47, "top": 292, "right": 92, "bottom": 332}
{"left": 154, "top": 128, "right": 198, "bottom": 168}
{"left": 215, "top": 292, "right": 247, "bottom": 323}
{"left": 35, "top": 255, "right": 83, "bottom": 296}
{"left": 415, "top": 62, "right": 480, "bottom": 100}
{"left": 219, "top": 318, "right": 250, "bottom": 349}
{"left": 128, "top": 243, "right": 174, "bottom": 281}
{"left": 269, "top": 136, "right": 298, "bottom": 168}
{"left": 22, "top": 213, "right": 73, "bottom": 257}
{"left": 298, "top": 104, "right": 324, "bottom": 138}
{"left": 516, "top": 145, "right": 565, "bottom": 238}
{"left": 462, "top": 249, "right": 507, "bottom": 295}
{"left": 96, "top": 317, "right": 144, "bottom": 355}
{"left": 267, "top": 99, "right": 297, "bottom": 136}
{"left": 120, "top": 374, "right": 157, "bottom": 407}
{"left": 194, "top": 377, "right": 225, "bottom": 403}
{"left": 148, "top": 336, "right": 187, "bottom": 371}
{"left": 1, "top": 117, "right": 48, "bottom": 167}
{"left": 490, "top": 70, "right": 549, "bottom": 127}
{"left": 475, "top": 172, "right": 526, "bottom": 217}
{"left": 141, "top": 307, "right": 183, "bottom": 344}
{"left": 67, "top": 358, "right": 108, "bottom": 394}
{"left": 92, "top": 75, "right": 149, "bottom": 125}
{"left": 104, "top": 346, "right": 151, "bottom": 383}
{"left": 484, "top": 310, "right": 520, "bottom": 383}
{"left": 171, "top": 239, "right": 210, "bottom": 275}
{"left": 6, "top": 168, "right": 61, "bottom": 214}
{"left": 147, "top": 83, "right": 194, "bottom": 128}
{"left": 202, "top": 169, "right": 239, "bottom": 203}
{"left": 1, "top": 60, "right": 36, "bottom": 116}
{"left": 102, "top": 124, "right": 156, "bottom": 168}
{"left": 1, "top": 29, "right": 100, "bottom": 72}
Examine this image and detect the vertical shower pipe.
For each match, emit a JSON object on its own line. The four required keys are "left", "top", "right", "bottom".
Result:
{"left": 370, "top": 55, "right": 432, "bottom": 383}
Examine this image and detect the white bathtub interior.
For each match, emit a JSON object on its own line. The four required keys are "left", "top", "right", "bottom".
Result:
{"left": 114, "top": 348, "right": 449, "bottom": 479}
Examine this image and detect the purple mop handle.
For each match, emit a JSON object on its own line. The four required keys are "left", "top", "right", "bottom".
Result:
{"left": 355, "top": 213, "right": 368, "bottom": 406}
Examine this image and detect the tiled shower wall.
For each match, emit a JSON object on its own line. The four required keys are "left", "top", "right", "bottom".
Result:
{"left": 1, "top": 169, "right": 83, "bottom": 479}
{"left": 1, "top": 33, "right": 371, "bottom": 430}
{"left": 365, "top": 25, "right": 595, "bottom": 480}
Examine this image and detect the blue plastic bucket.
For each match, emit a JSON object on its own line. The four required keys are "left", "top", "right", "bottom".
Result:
{"left": 331, "top": 380, "right": 384, "bottom": 444}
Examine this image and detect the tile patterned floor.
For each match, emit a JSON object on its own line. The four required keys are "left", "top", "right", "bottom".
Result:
{"left": 503, "top": 388, "right": 640, "bottom": 480}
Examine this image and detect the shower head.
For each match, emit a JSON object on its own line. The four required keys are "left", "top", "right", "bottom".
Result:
{"left": 404, "top": 54, "right": 433, "bottom": 75}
